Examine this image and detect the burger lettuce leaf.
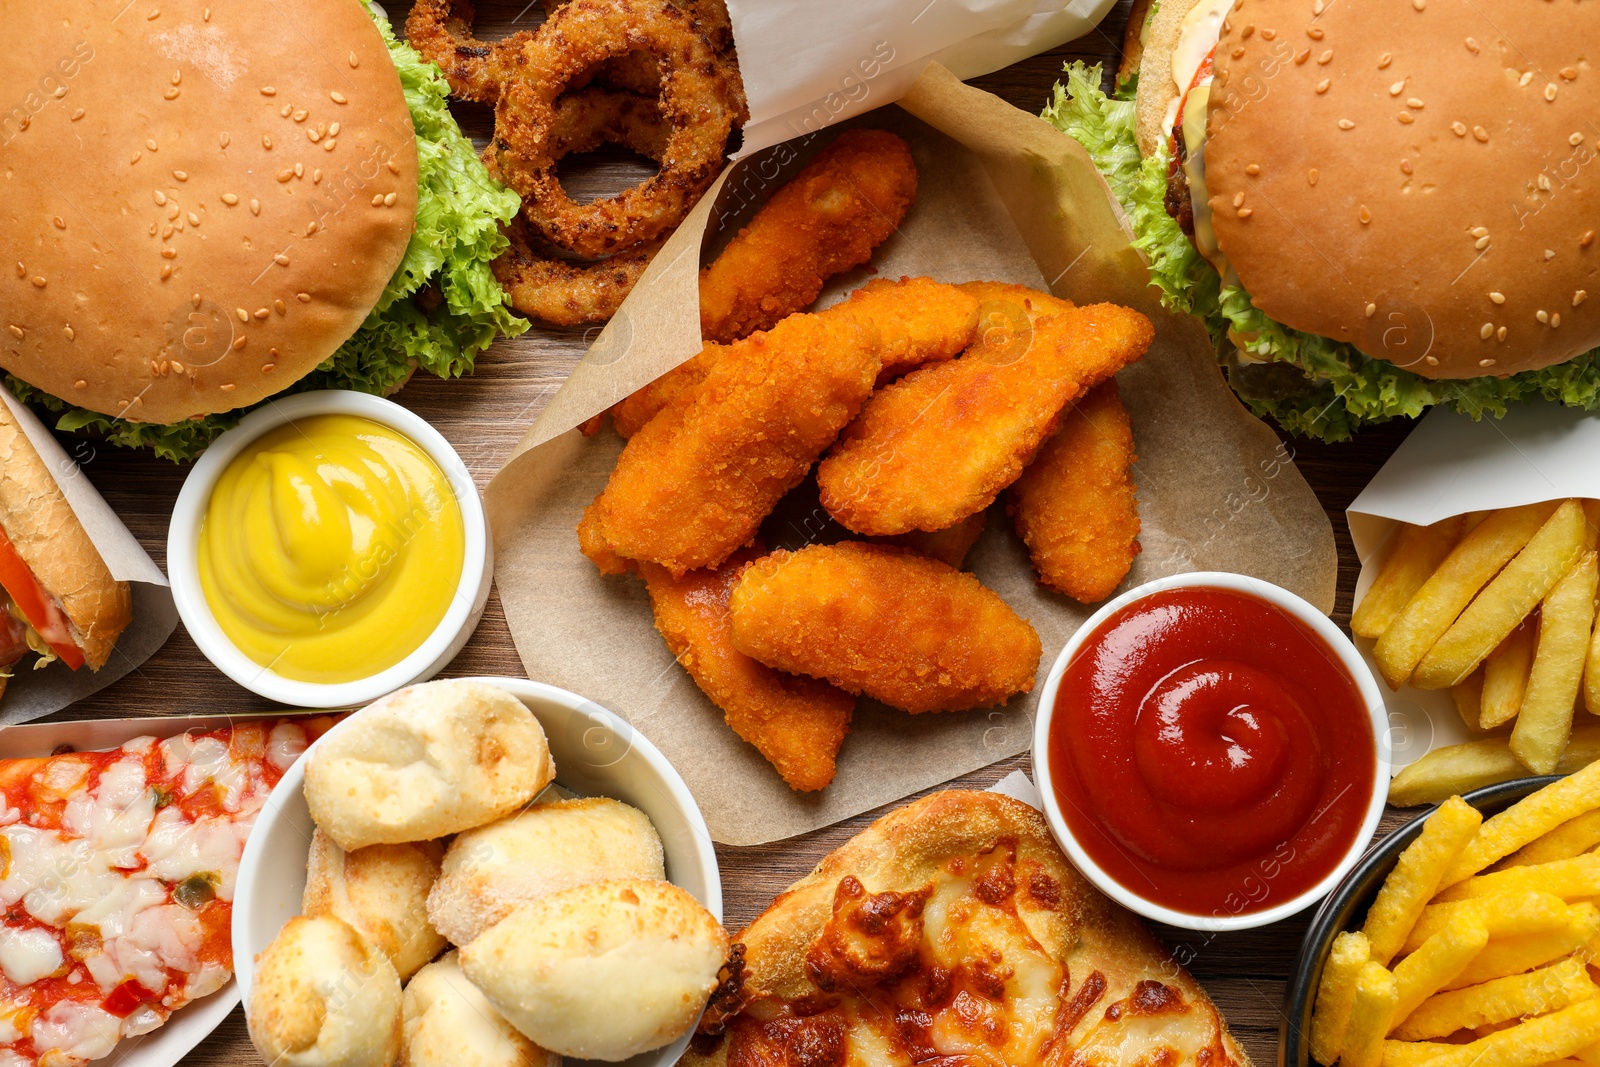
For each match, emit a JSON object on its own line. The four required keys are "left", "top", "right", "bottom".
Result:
{"left": 1042, "top": 61, "right": 1600, "bottom": 441}
{"left": 11, "top": 5, "right": 526, "bottom": 462}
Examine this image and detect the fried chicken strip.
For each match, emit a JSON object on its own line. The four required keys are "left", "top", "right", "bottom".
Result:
{"left": 817, "top": 294, "right": 1154, "bottom": 535}
{"left": 579, "top": 311, "right": 883, "bottom": 576}
{"left": 1009, "top": 380, "right": 1141, "bottom": 603}
{"left": 729, "top": 542, "right": 1042, "bottom": 713}
{"left": 875, "top": 510, "right": 988, "bottom": 568}
{"left": 609, "top": 276, "right": 977, "bottom": 439}
{"left": 700, "top": 129, "right": 918, "bottom": 345}
{"left": 641, "top": 547, "right": 854, "bottom": 792}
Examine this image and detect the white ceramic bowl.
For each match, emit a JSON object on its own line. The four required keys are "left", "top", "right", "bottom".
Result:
{"left": 167, "top": 390, "right": 491, "bottom": 707}
{"left": 1030, "top": 571, "right": 1390, "bottom": 933}
{"left": 234, "top": 677, "right": 722, "bottom": 1067}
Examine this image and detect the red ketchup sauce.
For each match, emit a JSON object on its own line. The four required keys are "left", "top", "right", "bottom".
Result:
{"left": 1047, "top": 586, "right": 1375, "bottom": 917}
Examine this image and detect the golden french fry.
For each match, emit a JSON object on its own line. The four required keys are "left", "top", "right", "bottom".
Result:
{"left": 1380, "top": 997, "right": 1600, "bottom": 1067}
{"left": 1513, "top": 552, "right": 1600, "bottom": 774}
{"left": 1433, "top": 853, "right": 1600, "bottom": 905}
{"left": 1390, "top": 726, "right": 1600, "bottom": 808}
{"left": 1441, "top": 758, "right": 1600, "bottom": 885}
{"left": 1393, "top": 956, "right": 1598, "bottom": 1041}
{"left": 1573, "top": 1041, "right": 1600, "bottom": 1067}
{"left": 1363, "top": 796, "right": 1483, "bottom": 964}
{"left": 1375, "top": 502, "right": 1562, "bottom": 689}
{"left": 1403, "top": 890, "right": 1570, "bottom": 957}
{"left": 1586, "top": 612, "right": 1600, "bottom": 717}
{"left": 1484, "top": 617, "right": 1539, "bottom": 729}
{"left": 1313, "top": 930, "right": 1374, "bottom": 1065}
{"left": 1455, "top": 672, "right": 1487, "bottom": 732}
{"left": 1445, "top": 904, "right": 1600, "bottom": 990}
{"left": 1345, "top": 961, "right": 1401, "bottom": 1067}
{"left": 1391, "top": 918, "right": 1490, "bottom": 1024}
{"left": 1584, "top": 500, "right": 1600, "bottom": 547}
{"left": 1505, "top": 810, "right": 1600, "bottom": 867}
{"left": 1355, "top": 517, "right": 1470, "bottom": 640}
{"left": 1414, "top": 502, "right": 1588, "bottom": 691}
{"left": 1382, "top": 1041, "right": 1456, "bottom": 1067}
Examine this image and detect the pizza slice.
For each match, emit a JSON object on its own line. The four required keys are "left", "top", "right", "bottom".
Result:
{"left": 0, "top": 717, "right": 334, "bottom": 1067}
{"left": 689, "top": 789, "right": 1253, "bottom": 1067}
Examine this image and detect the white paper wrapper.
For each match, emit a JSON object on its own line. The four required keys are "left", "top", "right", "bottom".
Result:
{"left": 1346, "top": 401, "right": 1600, "bottom": 771}
{"left": 0, "top": 389, "right": 177, "bottom": 725}
{"left": 725, "top": 0, "right": 1118, "bottom": 157}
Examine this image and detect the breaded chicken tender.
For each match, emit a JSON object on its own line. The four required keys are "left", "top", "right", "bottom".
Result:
{"left": 609, "top": 277, "right": 977, "bottom": 440}
{"left": 1010, "top": 380, "right": 1141, "bottom": 602}
{"left": 700, "top": 128, "right": 917, "bottom": 344}
{"left": 818, "top": 295, "right": 1154, "bottom": 535}
{"left": 875, "top": 509, "right": 988, "bottom": 568}
{"left": 641, "top": 546, "right": 853, "bottom": 791}
{"left": 579, "top": 311, "right": 883, "bottom": 575}
{"left": 728, "top": 542, "right": 1042, "bottom": 713}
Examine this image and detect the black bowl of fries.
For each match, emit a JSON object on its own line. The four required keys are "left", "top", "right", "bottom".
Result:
{"left": 1280, "top": 772, "right": 1593, "bottom": 1067}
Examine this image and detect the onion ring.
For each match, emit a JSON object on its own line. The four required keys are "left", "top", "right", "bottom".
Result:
{"left": 493, "top": 218, "right": 664, "bottom": 326}
{"left": 492, "top": 0, "right": 738, "bottom": 258}
{"left": 403, "top": 0, "right": 532, "bottom": 104}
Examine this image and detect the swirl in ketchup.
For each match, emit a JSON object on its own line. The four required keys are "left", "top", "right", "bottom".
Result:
{"left": 1047, "top": 586, "right": 1375, "bottom": 917}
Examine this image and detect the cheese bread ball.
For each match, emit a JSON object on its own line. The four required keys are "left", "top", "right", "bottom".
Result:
{"left": 305, "top": 680, "right": 555, "bottom": 850}
{"left": 304, "top": 829, "right": 447, "bottom": 980}
{"left": 427, "top": 797, "right": 664, "bottom": 946}
{"left": 459, "top": 879, "right": 727, "bottom": 1061}
{"left": 248, "top": 916, "right": 402, "bottom": 1067}
{"left": 400, "top": 952, "right": 555, "bottom": 1067}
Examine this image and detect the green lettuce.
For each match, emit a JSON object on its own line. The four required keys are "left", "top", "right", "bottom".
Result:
{"left": 1042, "top": 62, "right": 1600, "bottom": 441}
{"left": 13, "top": 5, "right": 526, "bottom": 462}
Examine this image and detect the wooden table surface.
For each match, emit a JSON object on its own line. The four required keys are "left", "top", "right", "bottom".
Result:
{"left": 49, "top": 2, "right": 1424, "bottom": 1063}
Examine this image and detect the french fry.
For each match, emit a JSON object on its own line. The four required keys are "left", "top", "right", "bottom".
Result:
{"left": 1381, "top": 1041, "right": 1456, "bottom": 1067}
{"left": 1513, "top": 552, "right": 1600, "bottom": 774}
{"left": 1445, "top": 904, "right": 1600, "bottom": 990}
{"left": 1363, "top": 796, "right": 1483, "bottom": 964}
{"left": 1393, "top": 957, "right": 1598, "bottom": 1041}
{"left": 1413, "top": 502, "right": 1588, "bottom": 691}
{"left": 1433, "top": 854, "right": 1600, "bottom": 905}
{"left": 1586, "top": 613, "right": 1600, "bottom": 717}
{"left": 1484, "top": 618, "right": 1539, "bottom": 729}
{"left": 1375, "top": 502, "right": 1562, "bottom": 690}
{"left": 1313, "top": 930, "right": 1374, "bottom": 1065}
{"left": 1403, "top": 890, "right": 1570, "bottom": 956}
{"left": 1355, "top": 517, "right": 1469, "bottom": 639}
{"left": 1379, "top": 998, "right": 1600, "bottom": 1067}
{"left": 1391, "top": 918, "right": 1490, "bottom": 1023}
{"left": 1390, "top": 727, "right": 1600, "bottom": 808}
{"left": 1505, "top": 810, "right": 1600, "bottom": 867}
{"left": 1346, "top": 962, "right": 1401, "bottom": 1067}
{"left": 1454, "top": 672, "right": 1487, "bottom": 732}
{"left": 1440, "top": 758, "right": 1600, "bottom": 885}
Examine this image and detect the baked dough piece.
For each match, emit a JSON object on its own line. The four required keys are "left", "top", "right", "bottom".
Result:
{"left": 303, "top": 829, "right": 447, "bottom": 980}
{"left": 305, "top": 680, "right": 556, "bottom": 850}
{"left": 400, "top": 952, "right": 555, "bottom": 1067}
{"left": 688, "top": 790, "right": 1253, "bottom": 1067}
{"left": 459, "top": 879, "right": 728, "bottom": 1062}
{"left": 427, "top": 797, "right": 664, "bottom": 946}
{"left": 248, "top": 916, "right": 403, "bottom": 1067}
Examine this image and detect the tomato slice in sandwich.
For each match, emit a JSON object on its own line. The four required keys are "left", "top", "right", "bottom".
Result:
{"left": 0, "top": 524, "right": 83, "bottom": 670}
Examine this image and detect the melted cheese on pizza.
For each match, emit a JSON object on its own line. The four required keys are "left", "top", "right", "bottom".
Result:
{"left": 0, "top": 721, "right": 324, "bottom": 1067}
{"left": 720, "top": 839, "right": 1240, "bottom": 1067}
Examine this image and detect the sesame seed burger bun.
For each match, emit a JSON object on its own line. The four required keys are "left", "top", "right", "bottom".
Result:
{"left": 0, "top": 0, "right": 418, "bottom": 425}
{"left": 1204, "top": 0, "right": 1600, "bottom": 379}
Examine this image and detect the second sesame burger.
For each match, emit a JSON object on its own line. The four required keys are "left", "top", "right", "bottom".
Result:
{"left": 1045, "top": 0, "right": 1600, "bottom": 440}
{"left": 0, "top": 0, "right": 526, "bottom": 461}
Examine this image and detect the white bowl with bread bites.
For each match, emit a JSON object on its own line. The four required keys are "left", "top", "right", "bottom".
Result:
{"left": 234, "top": 677, "right": 722, "bottom": 1067}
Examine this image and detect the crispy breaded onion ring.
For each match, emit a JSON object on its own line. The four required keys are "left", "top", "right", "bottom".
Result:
{"left": 404, "top": 0, "right": 532, "bottom": 105}
{"left": 494, "top": 218, "right": 664, "bottom": 326}
{"left": 492, "top": 0, "right": 738, "bottom": 258}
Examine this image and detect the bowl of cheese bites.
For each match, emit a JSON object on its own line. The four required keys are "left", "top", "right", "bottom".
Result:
{"left": 234, "top": 677, "right": 725, "bottom": 1067}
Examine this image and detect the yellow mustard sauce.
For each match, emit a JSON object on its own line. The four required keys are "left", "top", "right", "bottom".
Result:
{"left": 197, "top": 413, "right": 465, "bottom": 684}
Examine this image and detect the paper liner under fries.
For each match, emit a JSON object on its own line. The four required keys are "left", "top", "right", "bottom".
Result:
{"left": 484, "top": 67, "right": 1336, "bottom": 845}
{"left": 1349, "top": 402, "right": 1600, "bottom": 774}
{"left": 0, "top": 388, "right": 177, "bottom": 726}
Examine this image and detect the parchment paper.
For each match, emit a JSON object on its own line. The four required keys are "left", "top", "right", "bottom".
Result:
{"left": 0, "top": 388, "right": 177, "bottom": 725}
{"left": 1346, "top": 401, "right": 1600, "bottom": 772}
{"left": 484, "top": 67, "right": 1335, "bottom": 845}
